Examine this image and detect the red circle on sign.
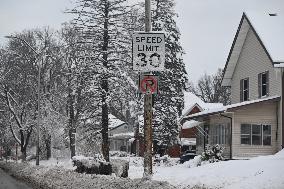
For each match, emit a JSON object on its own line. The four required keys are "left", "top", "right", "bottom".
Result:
{"left": 140, "top": 75, "right": 158, "bottom": 93}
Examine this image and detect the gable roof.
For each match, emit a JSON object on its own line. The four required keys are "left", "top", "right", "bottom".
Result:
{"left": 180, "top": 92, "right": 223, "bottom": 122}
{"left": 183, "top": 92, "right": 223, "bottom": 115}
{"left": 222, "top": 12, "right": 284, "bottom": 86}
{"left": 109, "top": 114, "right": 126, "bottom": 129}
{"left": 182, "top": 92, "right": 205, "bottom": 115}
{"left": 183, "top": 102, "right": 203, "bottom": 117}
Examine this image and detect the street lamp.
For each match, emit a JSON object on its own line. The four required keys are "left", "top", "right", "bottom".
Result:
{"left": 5, "top": 35, "right": 42, "bottom": 166}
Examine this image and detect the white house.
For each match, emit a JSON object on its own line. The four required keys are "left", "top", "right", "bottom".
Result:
{"left": 182, "top": 12, "right": 284, "bottom": 159}
{"left": 108, "top": 114, "right": 134, "bottom": 153}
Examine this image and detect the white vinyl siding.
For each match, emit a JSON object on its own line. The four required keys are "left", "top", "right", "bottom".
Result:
{"left": 230, "top": 26, "right": 281, "bottom": 104}
{"left": 232, "top": 101, "right": 279, "bottom": 158}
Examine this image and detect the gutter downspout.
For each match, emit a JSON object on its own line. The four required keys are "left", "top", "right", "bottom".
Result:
{"left": 282, "top": 68, "right": 284, "bottom": 149}
{"left": 276, "top": 102, "right": 279, "bottom": 142}
{"left": 219, "top": 113, "right": 233, "bottom": 159}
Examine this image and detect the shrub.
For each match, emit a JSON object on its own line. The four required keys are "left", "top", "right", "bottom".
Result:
{"left": 153, "top": 155, "right": 178, "bottom": 167}
{"left": 201, "top": 144, "right": 224, "bottom": 163}
{"left": 72, "top": 155, "right": 129, "bottom": 177}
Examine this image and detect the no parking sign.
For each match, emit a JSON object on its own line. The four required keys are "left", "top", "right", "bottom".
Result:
{"left": 139, "top": 75, "right": 158, "bottom": 94}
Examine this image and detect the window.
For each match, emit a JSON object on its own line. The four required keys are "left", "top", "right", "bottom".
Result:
{"left": 258, "top": 71, "right": 269, "bottom": 97}
{"left": 240, "top": 124, "right": 271, "bottom": 145}
{"left": 252, "top": 124, "right": 261, "bottom": 145}
{"left": 263, "top": 125, "right": 271, "bottom": 145}
{"left": 240, "top": 78, "right": 249, "bottom": 102}
{"left": 241, "top": 124, "right": 251, "bottom": 145}
{"left": 211, "top": 124, "right": 227, "bottom": 145}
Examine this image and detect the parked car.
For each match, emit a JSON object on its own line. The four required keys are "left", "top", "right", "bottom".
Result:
{"left": 179, "top": 150, "right": 197, "bottom": 163}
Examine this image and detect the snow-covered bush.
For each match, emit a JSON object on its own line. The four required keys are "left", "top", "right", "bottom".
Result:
{"left": 72, "top": 155, "right": 129, "bottom": 177}
{"left": 184, "top": 155, "right": 203, "bottom": 168}
{"left": 201, "top": 144, "right": 224, "bottom": 163}
{"left": 110, "top": 151, "right": 129, "bottom": 157}
{"left": 153, "top": 155, "right": 179, "bottom": 167}
{"left": 111, "top": 159, "right": 129, "bottom": 178}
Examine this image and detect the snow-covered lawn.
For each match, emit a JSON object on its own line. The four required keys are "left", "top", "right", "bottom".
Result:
{"left": 4, "top": 150, "right": 283, "bottom": 189}
{"left": 0, "top": 160, "right": 175, "bottom": 189}
{"left": 127, "top": 150, "right": 284, "bottom": 189}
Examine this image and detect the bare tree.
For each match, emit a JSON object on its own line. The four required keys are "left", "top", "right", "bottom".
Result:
{"left": 191, "top": 68, "right": 231, "bottom": 105}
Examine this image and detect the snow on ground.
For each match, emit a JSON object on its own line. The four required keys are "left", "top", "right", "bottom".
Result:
{"left": 2, "top": 150, "right": 283, "bottom": 189}
{"left": 0, "top": 160, "right": 176, "bottom": 189}
{"left": 126, "top": 150, "right": 284, "bottom": 189}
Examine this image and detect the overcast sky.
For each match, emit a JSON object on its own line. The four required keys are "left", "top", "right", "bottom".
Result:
{"left": 0, "top": 0, "right": 283, "bottom": 83}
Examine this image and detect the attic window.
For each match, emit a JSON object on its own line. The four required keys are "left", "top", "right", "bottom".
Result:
{"left": 258, "top": 71, "right": 269, "bottom": 98}
{"left": 240, "top": 78, "right": 249, "bottom": 102}
{"left": 268, "top": 13, "right": 277, "bottom": 16}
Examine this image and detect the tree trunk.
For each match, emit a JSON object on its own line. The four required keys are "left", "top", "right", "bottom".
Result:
{"left": 69, "top": 128, "right": 76, "bottom": 158}
{"left": 21, "top": 146, "right": 27, "bottom": 161}
{"left": 45, "top": 134, "right": 51, "bottom": 160}
{"left": 68, "top": 75, "right": 76, "bottom": 158}
{"left": 101, "top": 82, "right": 109, "bottom": 162}
{"left": 101, "top": 2, "right": 110, "bottom": 162}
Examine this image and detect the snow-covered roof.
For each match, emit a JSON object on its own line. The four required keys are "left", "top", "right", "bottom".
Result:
{"left": 110, "top": 132, "right": 134, "bottom": 139}
{"left": 222, "top": 12, "right": 284, "bottom": 86}
{"left": 181, "top": 92, "right": 223, "bottom": 118}
{"left": 183, "top": 95, "right": 280, "bottom": 121}
{"left": 180, "top": 138, "right": 196, "bottom": 146}
{"left": 274, "top": 63, "right": 284, "bottom": 68}
{"left": 182, "top": 92, "right": 204, "bottom": 115}
{"left": 109, "top": 114, "right": 125, "bottom": 129}
{"left": 182, "top": 120, "right": 202, "bottom": 129}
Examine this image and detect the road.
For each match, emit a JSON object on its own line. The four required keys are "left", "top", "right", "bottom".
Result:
{"left": 0, "top": 168, "right": 32, "bottom": 189}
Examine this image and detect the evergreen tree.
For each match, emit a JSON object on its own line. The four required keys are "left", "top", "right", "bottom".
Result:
{"left": 151, "top": 0, "right": 188, "bottom": 151}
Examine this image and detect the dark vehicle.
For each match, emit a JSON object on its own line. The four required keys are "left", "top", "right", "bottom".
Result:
{"left": 179, "top": 150, "right": 197, "bottom": 163}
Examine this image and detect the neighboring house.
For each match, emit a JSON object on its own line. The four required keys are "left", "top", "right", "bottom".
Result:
{"left": 182, "top": 12, "right": 284, "bottom": 159}
{"left": 179, "top": 92, "right": 223, "bottom": 154}
{"left": 108, "top": 114, "right": 134, "bottom": 153}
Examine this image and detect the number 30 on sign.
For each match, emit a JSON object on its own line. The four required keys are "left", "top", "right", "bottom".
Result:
{"left": 132, "top": 32, "right": 165, "bottom": 72}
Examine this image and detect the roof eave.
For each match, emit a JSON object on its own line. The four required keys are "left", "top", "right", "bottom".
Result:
{"left": 221, "top": 13, "right": 246, "bottom": 86}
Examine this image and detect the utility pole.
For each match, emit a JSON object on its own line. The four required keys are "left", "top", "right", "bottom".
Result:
{"left": 143, "top": 0, "right": 153, "bottom": 179}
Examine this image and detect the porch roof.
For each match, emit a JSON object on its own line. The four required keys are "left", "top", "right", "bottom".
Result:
{"left": 182, "top": 95, "right": 280, "bottom": 121}
{"left": 109, "top": 132, "right": 134, "bottom": 139}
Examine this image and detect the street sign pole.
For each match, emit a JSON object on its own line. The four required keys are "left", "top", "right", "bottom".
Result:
{"left": 144, "top": 91, "right": 153, "bottom": 178}
{"left": 143, "top": 0, "right": 153, "bottom": 179}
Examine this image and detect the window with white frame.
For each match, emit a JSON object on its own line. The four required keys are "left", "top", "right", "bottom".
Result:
{"left": 240, "top": 78, "right": 249, "bottom": 102}
{"left": 211, "top": 124, "right": 227, "bottom": 145}
{"left": 240, "top": 124, "right": 271, "bottom": 145}
{"left": 263, "top": 125, "right": 272, "bottom": 145}
{"left": 252, "top": 124, "right": 261, "bottom": 145}
{"left": 258, "top": 71, "right": 269, "bottom": 97}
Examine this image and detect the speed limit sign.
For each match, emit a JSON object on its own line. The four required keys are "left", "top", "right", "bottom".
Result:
{"left": 132, "top": 32, "right": 165, "bottom": 72}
